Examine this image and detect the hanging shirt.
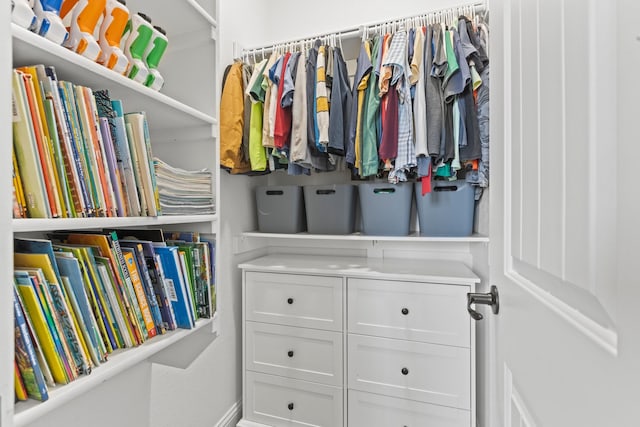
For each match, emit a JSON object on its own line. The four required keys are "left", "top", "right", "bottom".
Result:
{"left": 268, "top": 55, "right": 284, "bottom": 141}
{"left": 354, "top": 40, "right": 372, "bottom": 172}
{"left": 378, "top": 80, "right": 399, "bottom": 162}
{"left": 328, "top": 47, "right": 352, "bottom": 156}
{"left": 315, "top": 45, "right": 330, "bottom": 151}
{"left": 261, "top": 52, "right": 277, "bottom": 148}
{"left": 426, "top": 24, "right": 445, "bottom": 160}
{"left": 306, "top": 41, "right": 334, "bottom": 171}
{"left": 241, "top": 63, "right": 252, "bottom": 165}
{"left": 273, "top": 52, "right": 292, "bottom": 149}
{"left": 385, "top": 30, "right": 416, "bottom": 183}
{"left": 413, "top": 27, "right": 429, "bottom": 158}
{"left": 220, "top": 62, "right": 251, "bottom": 174}
{"left": 346, "top": 41, "right": 372, "bottom": 168}
{"left": 360, "top": 35, "right": 382, "bottom": 177}
{"left": 247, "top": 59, "right": 268, "bottom": 171}
{"left": 291, "top": 50, "right": 311, "bottom": 166}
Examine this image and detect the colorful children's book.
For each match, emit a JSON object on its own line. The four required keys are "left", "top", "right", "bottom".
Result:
{"left": 14, "top": 285, "right": 49, "bottom": 401}
{"left": 122, "top": 248, "right": 156, "bottom": 339}
{"left": 55, "top": 254, "right": 104, "bottom": 366}
{"left": 12, "top": 69, "right": 50, "bottom": 218}
{"left": 120, "top": 241, "right": 165, "bottom": 334}
{"left": 154, "top": 246, "right": 195, "bottom": 329}
{"left": 14, "top": 271, "right": 69, "bottom": 385}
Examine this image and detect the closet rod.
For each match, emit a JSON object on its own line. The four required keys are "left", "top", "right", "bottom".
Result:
{"left": 241, "top": 1, "right": 486, "bottom": 58}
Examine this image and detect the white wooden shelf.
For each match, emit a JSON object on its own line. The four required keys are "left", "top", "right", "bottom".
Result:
{"left": 242, "top": 231, "right": 489, "bottom": 243}
{"left": 14, "top": 317, "right": 217, "bottom": 427}
{"left": 11, "top": 24, "right": 216, "bottom": 132}
{"left": 13, "top": 214, "right": 218, "bottom": 233}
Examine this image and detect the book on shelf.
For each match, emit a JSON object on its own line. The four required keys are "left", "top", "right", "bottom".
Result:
{"left": 18, "top": 67, "right": 63, "bottom": 218}
{"left": 12, "top": 69, "right": 50, "bottom": 218}
{"left": 124, "top": 112, "right": 161, "bottom": 216}
{"left": 99, "top": 117, "right": 126, "bottom": 216}
{"left": 14, "top": 270, "right": 69, "bottom": 385}
{"left": 122, "top": 248, "right": 157, "bottom": 339}
{"left": 109, "top": 99, "right": 142, "bottom": 216}
{"left": 121, "top": 239, "right": 175, "bottom": 331}
{"left": 52, "top": 245, "right": 115, "bottom": 356}
{"left": 119, "top": 241, "right": 166, "bottom": 335}
{"left": 55, "top": 254, "right": 105, "bottom": 367}
{"left": 14, "top": 286, "right": 49, "bottom": 402}
{"left": 94, "top": 256, "right": 135, "bottom": 348}
{"left": 14, "top": 253, "right": 83, "bottom": 381}
{"left": 154, "top": 246, "right": 196, "bottom": 329}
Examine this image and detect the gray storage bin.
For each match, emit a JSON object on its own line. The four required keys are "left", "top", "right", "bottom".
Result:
{"left": 358, "top": 182, "right": 413, "bottom": 236}
{"left": 304, "top": 184, "right": 357, "bottom": 234}
{"left": 256, "top": 185, "right": 306, "bottom": 233}
{"left": 415, "top": 180, "right": 475, "bottom": 237}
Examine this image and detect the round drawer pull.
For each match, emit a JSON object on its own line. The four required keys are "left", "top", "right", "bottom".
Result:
{"left": 287, "top": 298, "right": 294, "bottom": 305}
{"left": 288, "top": 402, "right": 294, "bottom": 411}
{"left": 401, "top": 307, "right": 409, "bottom": 315}
{"left": 287, "top": 350, "right": 294, "bottom": 358}
{"left": 401, "top": 367, "right": 409, "bottom": 375}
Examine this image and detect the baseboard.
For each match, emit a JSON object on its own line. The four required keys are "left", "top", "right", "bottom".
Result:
{"left": 214, "top": 400, "right": 242, "bottom": 427}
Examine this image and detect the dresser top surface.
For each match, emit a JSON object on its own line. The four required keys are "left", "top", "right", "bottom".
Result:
{"left": 239, "top": 254, "right": 480, "bottom": 285}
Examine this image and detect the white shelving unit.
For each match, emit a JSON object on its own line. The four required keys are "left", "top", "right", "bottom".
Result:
{"left": 2, "top": 1, "right": 220, "bottom": 426}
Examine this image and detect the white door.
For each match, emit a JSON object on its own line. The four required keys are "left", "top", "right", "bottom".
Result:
{"left": 489, "top": 0, "right": 640, "bottom": 426}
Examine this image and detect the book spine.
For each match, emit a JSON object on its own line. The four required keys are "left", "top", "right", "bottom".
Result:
{"left": 21, "top": 72, "right": 61, "bottom": 217}
{"left": 83, "top": 87, "right": 117, "bottom": 217}
{"left": 46, "top": 68, "right": 85, "bottom": 217}
{"left": 124, "top": 121, "right": 148, "bottom": 216}
{"left": 152, "top": 253, "right": 177, "bottom": 330}
{"left": 12, "top": 70, "right": 50, "bottom": 218}
{"left": 15, "top": 284, "right": 68, "bottom": 385}
{"left": 13, "top": 286, "right": 49, "bottom": 401}
{"left": 58, "top": 82, "right": 94, "bottom": 216}
{"left": 132, "top": 245, "right": 165, "bottom": 334}
{"left": 141, "top": 112, "right": 161, "bottom": 215}
{"left": 99, "top": 117, "right": 126, "bottom": 217}
{"left": 42, "top": 97, "right": 73, "bottom": 218}
{"left": 110, "top": 237, "right": 147, "bottom": 342}
{"left": 47, "top": 281, "right": 90, "bottom": 376}
{"left": 123, "top": 251, "right": 157, "bottom": 338}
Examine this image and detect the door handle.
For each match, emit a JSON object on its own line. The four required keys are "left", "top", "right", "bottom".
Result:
{"left": 467, "top": 285, "right": 499, "bottom": 320}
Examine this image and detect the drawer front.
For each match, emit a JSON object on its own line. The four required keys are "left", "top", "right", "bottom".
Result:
{"left": 348, "top": 278, "right": 470, "bottom": 347}
{"left": 348, "top": 334, "right": 470, "bottom": 409}
{"left": 348, "top": 390, "right": 471, "bottom": 427}
{"left": 245, "top": 371, "right": 343, "bottom": 427}
{"left": 245, "top": 272, "right": 343, "bottom": 331}
{"left": 246, "top": 322, "right": 343, "bottom": 386}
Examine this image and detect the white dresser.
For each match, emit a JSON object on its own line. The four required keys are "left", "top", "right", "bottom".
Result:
{"left": 237, "top": 255, "right": 480, "bottom": 427}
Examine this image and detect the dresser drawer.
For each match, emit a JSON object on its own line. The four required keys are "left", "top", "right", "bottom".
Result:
{"left": 348, "top": 390, "right": 471, "bottom": 427}
{"left": 245, "top": 371, "right": 343, "bottom": 427}
{"left": 245, "top": 272, "right": 343, "bottom": 331}
{"left": 347, "top": 278, "right": 470, "bottom": 347}
{"left": 348, "top": 334, "right": 470, "bottom": 409}
{"left": 246, "top": 321, "right": 343, "bottom": 386}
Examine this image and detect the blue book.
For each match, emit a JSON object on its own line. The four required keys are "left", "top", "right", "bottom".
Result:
{"left": 154, "top": 246, "right": 194, "bottom": 329}
{"left": 54, "top": 254, "right": 105, "bottom": 365}
{"left": 13, "top": 285, "right": 49, "bottom": 401}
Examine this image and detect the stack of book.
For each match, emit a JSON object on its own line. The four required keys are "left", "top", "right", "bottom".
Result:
{"left": 154, "top": 159, "right": 215, "bottom": 216}
{"left": 11, "top": 64, "right": 165, "bottom": 218}
{"left": 13, "top": 230, "right": 216, "bottom": 403}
